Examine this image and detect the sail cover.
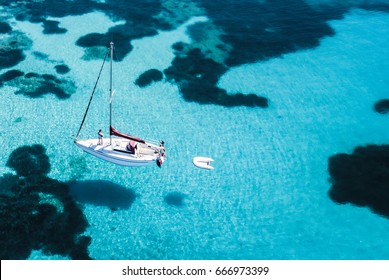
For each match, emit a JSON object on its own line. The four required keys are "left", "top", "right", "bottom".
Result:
{"left": 110, "top": 126, "right": 146, "bottom": 144}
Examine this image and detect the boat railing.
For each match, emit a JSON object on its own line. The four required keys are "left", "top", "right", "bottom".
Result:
{"left": 144, "top": 137, "right": 163, "bottom": 147}
{"left": 112, "top": 134, "right": 161, "bottom": 147}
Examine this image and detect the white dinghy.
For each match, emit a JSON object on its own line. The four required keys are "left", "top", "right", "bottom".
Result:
{"left": 74, "top": 42, "right": 166, "bottom": 167}
{"left": 193, "top": 157, "right": 214, "bottom": 170}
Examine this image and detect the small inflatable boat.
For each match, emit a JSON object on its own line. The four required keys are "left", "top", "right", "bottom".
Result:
{"left": 193, "top": 156, "right": 214, "bottom": 170}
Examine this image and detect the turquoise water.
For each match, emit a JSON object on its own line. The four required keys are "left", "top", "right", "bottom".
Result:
{"left": 1, "top": 1, "right": 389, "bottom": 260}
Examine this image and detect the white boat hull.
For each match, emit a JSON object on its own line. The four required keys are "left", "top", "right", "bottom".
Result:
{"left": 193, "top": 156, "right": 214, "bottom": 170}
{"left": 75, "top": 138, "right": 161, "bottom": 167}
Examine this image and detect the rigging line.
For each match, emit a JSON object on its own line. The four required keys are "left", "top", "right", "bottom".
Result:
{"left": 110, "top": 46, "right": 119, "bottom": 103}
{"left": 75, "top": 49, "right": 109, "bottom": 140}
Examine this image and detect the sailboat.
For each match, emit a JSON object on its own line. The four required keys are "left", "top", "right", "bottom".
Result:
{"left": 74, "top": 42, "right": 166, "bottom": 167}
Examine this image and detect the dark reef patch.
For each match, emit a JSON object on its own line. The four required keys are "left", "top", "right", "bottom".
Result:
{"left": 328, "top": 145, "right": 389, "bottom": 218}
{"left": 0, "top": 70, "right": 75, "bottom": 99}
{"left": 20, "top": 74, "right": 73, "bottom": 99}
{"left": 5, "top": 0, "right": 386, "bottom": 65}
{"left": 196, "top": 0, "right": 344, "bottom": 66}
{"left": 135, "top": 69, "right": 163, "bottom": 87}
{"left": 6, "top": 145, "right": 50, "bottom": 177}
{"left": 8, "top": 0, "right": 97, "bottom": 22}
{"left": 3, "top": 0, "right": 389, "bottom": 107}
{"left": 164, "top": 48, "right": 268, "bottom": 107}
{"left": 0, "top": 48, "right": 25, "bottom": 70}
{"left": 0, "top": 145, "right": 91, "bottom": 259}
{"left": 42, "top": 20, "right": 67, "bottom": 34}
{"left": 5, "top": 0, "right": 167, "bottom": 61}
{"left": 25, "top": 72, "right": 39, "bottom": 78}
{"left": 162, "top": 0, "right": 389, "bottom": 107}
{"left": 0, "top": 21, "right": 12, "bottom": 33}
{"left": 164, "top": 192, "right": 187, "bottom": 207}
{"left": 0, "top": 19, "right": 31, "bottom": 70}
{"left": 360, "top": 1, "right": 389, "bottom": 13}
{"left": 68, "top": 180, "right": 137, "bottom": 210}
{"left": 80, "top": 46, "right": 108, "bottom": 61}
{"left": 32, "top": 51, "right": 50, "bottom": 60}
{"left": 172, "top": 42, "right": 185, "bottom": 52}
{"left": 55, "top": 64, "right": 70, "bottom": 74}
{"left": 18, "top": 73, "right": 74, "bottom": 99}
{"left": 76, "top": 32, "right": 135, "bottom": 61}
{"left": 374, "top": 99, "right": 389, "bottom": 114}
{"left": 74, "top": 0, "right": 164, "bottom": 61}
{"left": 0, "top": 70, "right": 24, "bottom": 84}
{"left": 186, "top": 21, "right": 209, "bottom": 42}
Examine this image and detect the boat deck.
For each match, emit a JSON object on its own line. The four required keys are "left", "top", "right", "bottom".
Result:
{"left": 112, "top": 139, "right": 159, "bottom": 157}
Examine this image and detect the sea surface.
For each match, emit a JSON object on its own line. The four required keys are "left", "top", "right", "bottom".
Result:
{"left": 1, "top": 0, "right": 389, "bottom": 260}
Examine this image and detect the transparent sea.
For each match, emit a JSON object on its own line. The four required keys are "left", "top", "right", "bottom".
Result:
{"left": 1, "top": 0, "right": 389, "bottom": 260}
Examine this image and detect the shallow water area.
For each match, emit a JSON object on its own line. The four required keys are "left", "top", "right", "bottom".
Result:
{"left": 1, "top": 4, "right": 389, "bottom": 260}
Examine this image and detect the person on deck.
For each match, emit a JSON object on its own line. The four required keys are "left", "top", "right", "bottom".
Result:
{"left": 159, "top": 141, "right": 166, "bottom": 156}
{"left": 134, "top": 143, "right": 138, "bottom": 156}
{"left": 98, "top": 129, "right": 104, "bottom": 145}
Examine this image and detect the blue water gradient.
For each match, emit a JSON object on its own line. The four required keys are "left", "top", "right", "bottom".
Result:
{"left": 1, "top": 1, "right": 389, "bottom": 260}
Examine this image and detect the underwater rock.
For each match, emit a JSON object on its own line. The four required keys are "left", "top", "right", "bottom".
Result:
{"left": 6, "top": 144, "right": 50, "bottom": 177}
{"left": 15, "top": 74, "right": 75, "bottom": 99}
{"left": 135, "top": 69, "right": 163, "bottom": 87}
{"left": 197, "top": 0, "right": 340, "bottom": 66}
{"left": 54, "top": 64, "right": 71, "bottom": 74}
{"left": 328, "top": 144, "right": 389, "bottom": 218}
{"left": 1, "top": 71, "right": 76, "bottom": 99}
{"left": 5, "top": 0, "right": 389, "bottom": 109}
{"left": 172, "top": 42, "right": 186, "bottom": 52}
{"left": 165, "top": 48, "right": 225, "bottom": 84}
{"left": 0, "top": 23, "right": 31, "bottom": 70}
{"left": 164, "top": 48, "right": 269, "bottom": 107}
{"left": 4, "top": 0, "right": 389, "bottom": 65}
{"left": 0, "top": 22, "right": 12, "bottom": 33}
{"left": 14, "top": 117, "right": 23, "bottom": 123}
{"left": 0, "top": 70, "right": 24, "bottom": 84}
{"left": 25, "top": 72, "right": 40, "bottom": 78}
{"left": 0, "top": 48, "right": 25, "bottom": 70}
{"left": 11, "top": 0, "right": 91, "bottom": 22}
{"left": 76, "top": 32, "right": 134, "bottom": 61}
{"left": 73, "top": 1, "right": 164, "bottom": 61}
{"left": 374, "top": 99, "right": 389, "bottom": 114}
{"left": 5, "top": 0, "right": 164, "bottom": 60}
{"left": 1, "top": 144, "right": 91, "bottom": 259}
{"left": 80, "top": 46, "right": 108, "bottom": 61}
{"left": 42, "top": 20, "right": 67, "bottom": 34}
{"left": 32, "top": 51, "right": 50, "bottom": 60}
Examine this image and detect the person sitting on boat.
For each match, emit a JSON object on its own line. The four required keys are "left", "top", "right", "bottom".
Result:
{"left": 98, "top": 129, "right": 104, "bottom": 145}
{"left": 134, "top": 142, "right": 139, "bottom": 156}
{"left": 159, "top": 141, "right": 166, "bottom": 156}
{"left": 157, "top": 141, "right": 166, "bottom": 167}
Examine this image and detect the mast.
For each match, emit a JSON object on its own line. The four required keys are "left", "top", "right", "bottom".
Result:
{"left": 109, "top": 41, "right": 113, "bottom": 145}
